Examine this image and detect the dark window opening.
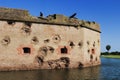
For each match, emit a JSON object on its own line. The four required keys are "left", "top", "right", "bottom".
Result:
{"left": 23, "top": 47, "right": 31, "bottom": 54}
{"left": 61, "top": 46, "right": 68, "bottom": 54}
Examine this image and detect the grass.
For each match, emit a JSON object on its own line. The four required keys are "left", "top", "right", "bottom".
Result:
{"left": 101, "top": 55, "right": 120, "bottom": 59}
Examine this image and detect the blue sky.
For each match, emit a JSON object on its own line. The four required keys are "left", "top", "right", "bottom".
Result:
{"left": 0, "top": 0, "right": 120, "bottom": 52}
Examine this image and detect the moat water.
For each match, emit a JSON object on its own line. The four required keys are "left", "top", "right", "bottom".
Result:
{"left": 0, "top": 58, "right": 120, "bottom": 80}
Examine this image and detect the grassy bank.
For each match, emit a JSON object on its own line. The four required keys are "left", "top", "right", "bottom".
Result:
{"left": 101, "top": 55, "right": 120, "bottom": 59}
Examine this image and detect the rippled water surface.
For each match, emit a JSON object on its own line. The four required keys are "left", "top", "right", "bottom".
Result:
{"left": 0, "top": 58, "right": 120, "bottom": 80}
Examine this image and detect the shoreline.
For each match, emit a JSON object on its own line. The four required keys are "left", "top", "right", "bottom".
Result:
{"left": 101, "top": 55, "right": 120, "bottom": 59}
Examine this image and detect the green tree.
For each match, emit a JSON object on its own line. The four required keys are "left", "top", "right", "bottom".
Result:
{"left": 106, "top": 45, "right": 111, "bottom": 52}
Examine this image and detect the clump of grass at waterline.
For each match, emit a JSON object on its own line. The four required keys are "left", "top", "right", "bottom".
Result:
{"left": 101, "top": 51, "right": 120, "bottom": 59}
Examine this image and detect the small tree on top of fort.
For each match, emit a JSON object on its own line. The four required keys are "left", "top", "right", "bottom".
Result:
{"left": 106, "top": 45, "right": 111, "bottom": 52}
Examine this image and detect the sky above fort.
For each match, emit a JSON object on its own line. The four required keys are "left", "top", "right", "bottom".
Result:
{"left": 0, "top": 0, "right": 120, "bottom": 52}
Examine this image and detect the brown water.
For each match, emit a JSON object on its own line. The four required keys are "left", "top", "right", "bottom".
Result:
{"left": 0, "top": 58, "right": 120, "bottom": 80}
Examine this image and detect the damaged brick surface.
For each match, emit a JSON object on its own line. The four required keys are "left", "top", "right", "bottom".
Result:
{"left": 0, "top": 7, "right": 101, "bottom": 71}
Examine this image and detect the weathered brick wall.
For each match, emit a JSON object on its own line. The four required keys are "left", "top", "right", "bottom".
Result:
{"left": 0, "top": 18, "right": 100, "bottom": 71}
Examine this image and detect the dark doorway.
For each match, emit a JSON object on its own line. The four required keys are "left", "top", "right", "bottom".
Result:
{"left": 23, "top": 47, "right": 31, "bottom": 54}
{"left": 61, "top": 46, "right": 68, "bottom": 54}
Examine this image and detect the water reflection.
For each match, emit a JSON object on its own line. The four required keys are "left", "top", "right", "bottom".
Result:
{"left": 1, "top": 58, "right": 120, "bottom": 80}
{"left": 0, "top": 66, "right": 100, "bottom": 80}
